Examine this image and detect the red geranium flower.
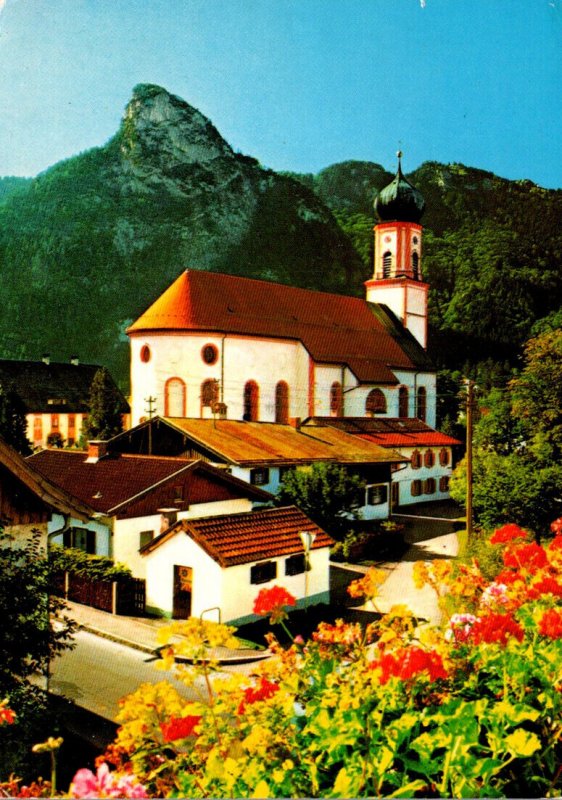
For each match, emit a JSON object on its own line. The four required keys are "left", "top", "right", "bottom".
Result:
{"left": 159, "top": 715, "right": 201, "bottom": 742}
{"left": 0, "top": 705, "right": 15, "bottom": 725}
{"left": 253, "top": 585, "right": 296, "bottom": 623}
{"left": 538, "top": 608, "right": 562, "bottom": 639}
{"left": 527, "top": 577, "right": 562, "bottom": 599}
{"left": 469, "top": 612, "right": 524, "bottom": 646}
{"left": 550, "top": 518, "right": 562, "bottom": 537}
{"left": 490, "top": 524, "right": 527, "bottom": 545}
{"left": 237, "top": 677, "right": 280, "bottom": 714}
{"left": 503, "top": 542, "right": 548, "bottom": 572}
{"left": 371, "top": 646, "right": 447, "bottom": 684}
{"left": 548, "top": 535, "right": 562, "bottom": 552}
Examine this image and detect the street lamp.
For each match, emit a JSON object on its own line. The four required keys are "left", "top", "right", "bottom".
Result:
{"left": 299, "top": 530, "right": 316, "bottom": 610}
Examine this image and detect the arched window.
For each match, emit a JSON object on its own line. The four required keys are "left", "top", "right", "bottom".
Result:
{"left": 365, "top": 388, "right": 387, "bottom": 416}
{"left": 165, "top": 377, "right": 186, "bottom": 417}
{"left": 411, "top": 479, "right": 422, "bottom": 497}
{"left": 439, "top": 476, "right": 450, "bottom": 493}
{"left": 411, "top": 449, "right": 422, "bottom": 470}
{"left": 416, "top": 386, "right": 427, "bottom": 422}
{"left": 398, "top": 386, "right": 409, "bottom": 418}
{"left": 412, "top": 251, "right": 420, "bottom": 280}
{"left": 33, "top": 415, "right": 43, "bottom": 445}
{"left": 201, "top": 379, "right": 219, "bottom": 408}
{"left": 382, "top": 251, "right": 392, "bottom": 278}
{"left": 243, "top": 381, "right": 259, "bottom": 421}
{"left": 424, "top": 449, "right": 435, "bottom": 468}
{"left": 275, "top": 381, "right": 290, "bottom": 424}
{"left": 439, "top": 448, "right": 450, "bottom": 467}
{"left": 424, "top": 478, "right": 436, "bottom": 495}
{"left": 330, "top": 381, "right": 343, "bottom": 416}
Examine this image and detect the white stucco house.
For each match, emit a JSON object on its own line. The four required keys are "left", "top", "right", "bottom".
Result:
{"left": 140, "top": 505, "right": 333, "bottom": 622}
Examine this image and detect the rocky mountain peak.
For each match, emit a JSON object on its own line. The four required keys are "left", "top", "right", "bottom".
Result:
{"left": 118, "top": 83, "right": 234, "bottom": 171}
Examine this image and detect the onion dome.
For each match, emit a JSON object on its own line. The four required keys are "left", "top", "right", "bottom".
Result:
{"left": 374, "top": 151, "right": 425, "bottom": 223}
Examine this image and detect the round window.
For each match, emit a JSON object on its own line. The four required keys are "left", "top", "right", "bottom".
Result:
{"left": 140, "top": 345, "right": 151, "bottom": 363}
{"left": 412, "top": 236, "right": 419, "bottom": 245}
{"left": 202, "top": 344, "right": 218, "bottom": 365}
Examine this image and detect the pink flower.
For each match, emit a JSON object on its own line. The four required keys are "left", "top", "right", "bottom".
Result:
{"left": 446, "top": 613, "right": 478, "bottom": 643}
{"left": 69, "top": 763, "right": 148, "bottom": 798}
{"left": 479, "top": 583, "right": 511, "bottom": 610}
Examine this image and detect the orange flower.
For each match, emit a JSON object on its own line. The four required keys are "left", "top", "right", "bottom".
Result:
{"left": 253, "top": 585, "right": 296, "bottom": 623}
{"left": 538, "top": 608, "right": 562, "bottom": 639}
{"left": 347, "top": 567, "right": 386, "bottom": 601}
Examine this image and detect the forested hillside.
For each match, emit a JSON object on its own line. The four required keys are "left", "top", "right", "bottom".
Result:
{"left": 0, "top": 84, "right": 560, "bottom": 389}
{"left": 0, "top": 84, "right": 362, "bottom": 387}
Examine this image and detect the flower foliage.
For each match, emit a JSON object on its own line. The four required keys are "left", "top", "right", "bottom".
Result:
{"left": 85, "top": 524, "right": 562, "bottom": 799}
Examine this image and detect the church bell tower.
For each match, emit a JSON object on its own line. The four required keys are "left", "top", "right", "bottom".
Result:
{"left": 365, "top": 152, "right": 428, "bottom": 349}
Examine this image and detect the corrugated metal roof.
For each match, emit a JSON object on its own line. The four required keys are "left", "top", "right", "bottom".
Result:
{"left": 127, "top": 270, "right": 433, "bottom": 382}
{"left": 142, "top": 505, "right": 333, "bottom": 567}
{"left": 304, "top": 417, "right": 462, "bottom": 447}
{"left": 162, "top": 417, "right": 404, "bottom": 465}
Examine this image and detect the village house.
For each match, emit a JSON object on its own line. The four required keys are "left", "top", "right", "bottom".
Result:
{"left": 107, "top": 415, "right": 406, "bottom": 520}
{"left": 0, "top": 356, "right": 129, "bottom": 449}
{"left": 27, "top": 441, "right": 333, "bottom": 620}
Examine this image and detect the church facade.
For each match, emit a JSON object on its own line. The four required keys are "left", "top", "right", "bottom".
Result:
{"left": 127, "top": 156, "right": 458, "bottom": 506}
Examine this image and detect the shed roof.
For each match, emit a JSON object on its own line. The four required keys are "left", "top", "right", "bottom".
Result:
{"left": 141, "top": 505, "right": 333, "bottom": 567}
{"left": 127, "top": 270, "right": 433, "bottom": 383}
{"left": 304, "top": 417, "right": 462, "bottom": 448}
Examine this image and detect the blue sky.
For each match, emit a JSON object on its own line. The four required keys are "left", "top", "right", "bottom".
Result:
{"left": 0, "top": 0, "right": 561, "bottom": 187}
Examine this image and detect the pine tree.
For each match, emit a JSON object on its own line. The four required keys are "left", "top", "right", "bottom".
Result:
{"left": 0, "top": 382, "right": 32, "bottom": 455}
{"left": 83, "top": 367, "right": 124, "bottom": 441}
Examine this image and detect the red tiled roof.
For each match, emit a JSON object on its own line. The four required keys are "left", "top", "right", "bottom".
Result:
{"left": 304, "top": 417, "right": 462, "bottom": 448}
{"left": 127, "top": 270, "right": 433, "bottom": 383}
{"left": 28, "top": 450, "right": 197, "bottom": 513}
{"left": 142, "top": 505, "right": 333, "bottom": 567}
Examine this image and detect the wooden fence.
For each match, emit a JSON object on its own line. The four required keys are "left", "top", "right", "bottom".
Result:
{"left": 53, "top": 570, "right": 146, "bottom": 616}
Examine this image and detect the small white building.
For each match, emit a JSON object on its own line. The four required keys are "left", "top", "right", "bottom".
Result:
{"left": 140, "top": 505, "right": 333, "bottom": 623}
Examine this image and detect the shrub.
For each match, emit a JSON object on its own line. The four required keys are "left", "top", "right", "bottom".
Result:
{"left": 49, "top": 544, "right": 132, "bottom": 582}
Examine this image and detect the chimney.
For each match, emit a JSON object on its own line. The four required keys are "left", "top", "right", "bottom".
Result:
{"left": 289, "top": 417, "right": 301, "bottom": 430}
{"left": 70, "top": 355, "right": 80, "bottom": 365}
{"left": 86, "top": 440, "right": 108, "bottom": 463}
{"left": 42, "top": 354, "right": 50, "bottom": 365}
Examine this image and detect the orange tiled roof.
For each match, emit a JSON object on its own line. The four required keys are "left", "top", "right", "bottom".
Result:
{"left": 304, "top": 417, "right": 462, "bottom": 448}
{"left": 142, "top": 505, "right": 333, "bottom": 567}
{"left": 127, "top": 271, "right": 433, "bottom": 383}
{"left": 162, "top": 417, "right": 403, "bottom": 465}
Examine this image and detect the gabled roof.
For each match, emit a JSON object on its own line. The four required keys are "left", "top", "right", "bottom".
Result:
{"left": 0, "top": 359, "right": 129, "bottom": 414}
{"left": 27, "top": 450, "right": 270, "bottom": 515}
{"left": 0, "top": 437, "right": 94, "bottom": 521}
{"left": 141, "top": 505, "right": 333, "bottom": 567}
{"left": 109, "top": 416, "right": 405, "bottom": 466}
{"left": 127, "top": 270, "right": 433, "bottom": 383}
{"left": 304, "top": 417, "right": 462, "bottom": 448}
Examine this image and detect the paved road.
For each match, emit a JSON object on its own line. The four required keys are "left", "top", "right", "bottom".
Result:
{"left": 50, "top": 630, "right": 213, "bottom": 721}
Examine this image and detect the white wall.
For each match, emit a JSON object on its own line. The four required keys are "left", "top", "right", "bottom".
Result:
{"left": 391, "top": 446, "right": 454, "bottom": 507}
{"left": 28, "top": 412, "right": 87, "bottom": 448}
{"left": 48, "top": 513, "right": 112, "bottom": 556}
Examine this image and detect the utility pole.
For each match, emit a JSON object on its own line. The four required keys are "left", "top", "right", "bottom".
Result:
{"left": 145, "top": 396, "right": 157, "bottom": 455}
{"left": 464, "top": 379, "right": 476, "bottom": 539}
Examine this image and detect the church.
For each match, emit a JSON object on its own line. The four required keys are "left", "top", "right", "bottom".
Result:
{"left": 126, "top": 155, "right": 459, "bottom": 506}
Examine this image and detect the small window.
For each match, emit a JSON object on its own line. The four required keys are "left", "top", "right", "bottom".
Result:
{"left": 411, "top": 449, "right": 422, "bottom": 470}
{"left": 439, "top": 448, "right": 450, "bottom": 467}
{"left": 382, "top": 251, "right": 392, "bottom": 278}
{"left": 139, "top": 530, "right": 154, "bottom": 550}
{"left": 366, "top": 484, "right": 388, "bottom": 506}
{"left": 424, "top": 449, "right": 435, "bottom": 468}
{"left": 275, "top": 381, "right": 290, "bottom": 424}
{"left": 424, "top": 478, "right": 436, "bottom": 495}
{"left": 366, "top": 388, "right": 387, "bottom": 416}
{"left": 412, "top": 251, "right": 420, "bottom": 279}
{"left": 285, "top": 553, "right": 308, "bottom": 576}
{"left": 202, "top": 344, "right": 219, "bottom": 365}
{"left": 51, "top": 413, "right": 60, "bottom": 432}
{"left": 201, "top": 379, "right": 219, "bottom": 407}
{"left": 439, "top": 476, "right": 450, "bottom": 493}
{"left": 398, "top": 386, "right": 409, "bottom": 418}
{"left": 251, "top": 561, "right": 277, "bottom": 585}
{"left": 411, "top": 479, "right": 422, "bottom": 497}
{"left": 243, "top": 380, "right": 259, "bottom": 421}
{"left": 330, "top": 382, "right": 343, "bottom": 416}
{"left": 33, "top": 415, "right": 43, "bottom": 444}
{"left": 64, "top": 527, "right": 96, "bottom": 554}
{"left": 416, "top": 386, "right": 426, "bottom": 422}
{"left": 140, "top": 345, "right": 151, "bottom": 363}
{"left": 250, "top": 467, "right": 270, "bottom": 486}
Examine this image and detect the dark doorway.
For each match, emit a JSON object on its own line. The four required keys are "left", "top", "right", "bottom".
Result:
{"left": 173, "top": 565, "right": 192, "bottom": 619}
